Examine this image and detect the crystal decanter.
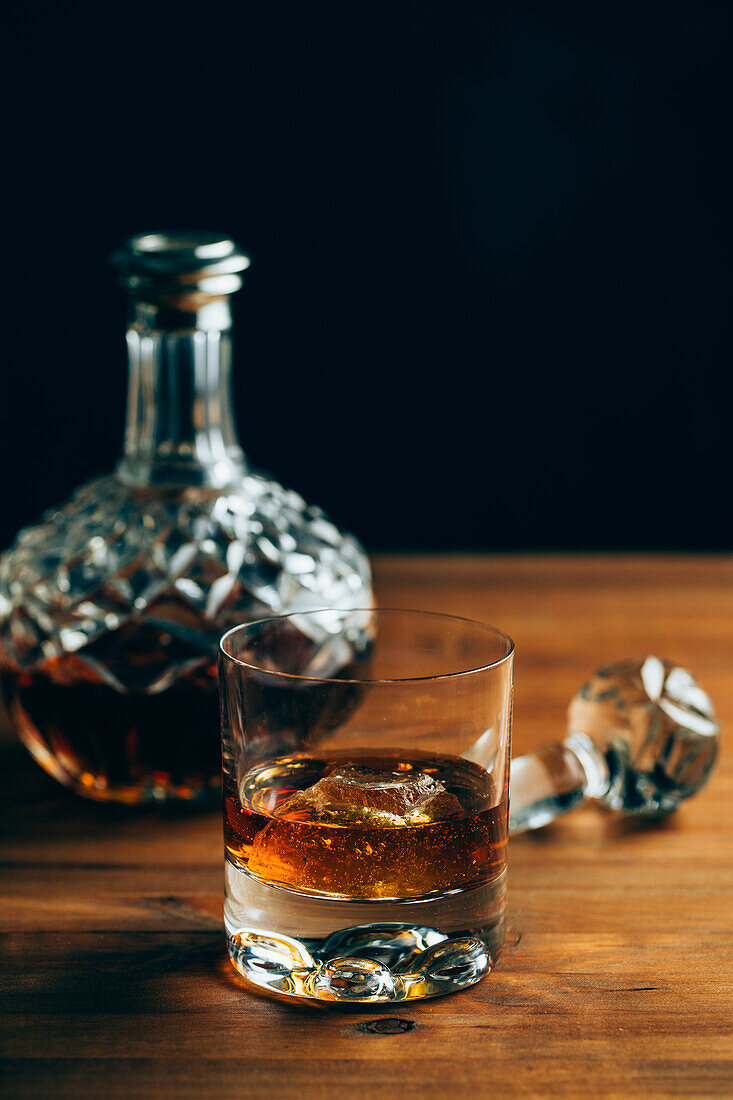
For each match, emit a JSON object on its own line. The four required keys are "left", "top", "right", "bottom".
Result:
{"left": 0, "top": 233, "right": 372, "bottom": 804}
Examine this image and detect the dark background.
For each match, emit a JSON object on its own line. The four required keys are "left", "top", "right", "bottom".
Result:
{"left": 4, "top": 2, "right": 731, "bottom": 552}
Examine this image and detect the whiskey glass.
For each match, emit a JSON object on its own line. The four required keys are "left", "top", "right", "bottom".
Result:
{"left": 220, "top": 608, "right": 513, "bottom": 1004}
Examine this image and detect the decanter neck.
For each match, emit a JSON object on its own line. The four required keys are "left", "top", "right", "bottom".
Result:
{"left": 117, "top": 308, "right": 247, "bottom": 489}
{"left": 111, "top": 232, "right": 251, "bottom": 490}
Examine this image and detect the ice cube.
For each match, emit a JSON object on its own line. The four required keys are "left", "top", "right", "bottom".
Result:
{"left": 247, "top": 763, "right": 474, "bottom": 897}
{"left": 278, "top": 762, "right": 464, "bottom": 826}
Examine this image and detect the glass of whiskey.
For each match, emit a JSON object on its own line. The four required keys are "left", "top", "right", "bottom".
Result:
{"left": 220, "top": 608, "right": 513, "bottom": 1004}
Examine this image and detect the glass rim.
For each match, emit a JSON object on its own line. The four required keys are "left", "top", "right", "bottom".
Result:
{"left": 218, "top": 607, "right": 515, "bottom": 685}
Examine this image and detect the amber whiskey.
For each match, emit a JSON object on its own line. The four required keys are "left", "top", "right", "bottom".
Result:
{"left": 225, "top": 751, "right": 508, "bottom": 899}
{"left": 3, "top": 655, "right": 220, "bottom": 803}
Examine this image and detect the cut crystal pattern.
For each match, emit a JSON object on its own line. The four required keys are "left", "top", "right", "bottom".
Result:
{"left": 0, "top": 231, "right": 373, "bottom": 803}
{"left": 569, "top": 655, "right": 719, "bottom": 814}
{"left": 0, "top": 470, "right": 372, "bottom": 685}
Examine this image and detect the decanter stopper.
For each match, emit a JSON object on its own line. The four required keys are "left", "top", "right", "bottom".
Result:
{"left": 111, "top": 232, "right": 251, "bottom": 330}
{"left": 509, "top": 656, "right": 719, "bottom": 833}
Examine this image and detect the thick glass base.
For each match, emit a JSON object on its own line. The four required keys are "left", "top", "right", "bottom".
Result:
{"left": 224, "top": 860, "right": 506, "bottom": 1004}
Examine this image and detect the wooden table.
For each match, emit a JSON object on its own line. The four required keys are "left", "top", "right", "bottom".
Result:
{"left": 2, "top": 556, "right": 732, "bottom": 1098}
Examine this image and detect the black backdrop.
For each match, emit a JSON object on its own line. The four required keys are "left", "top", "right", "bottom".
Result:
{"left": 5, "top": 2, "right": 731, "bottom": 552}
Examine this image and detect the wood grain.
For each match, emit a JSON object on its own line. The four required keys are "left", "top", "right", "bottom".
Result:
{"left": 1, "top": 555, "right": 732, "bottom": 1099}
